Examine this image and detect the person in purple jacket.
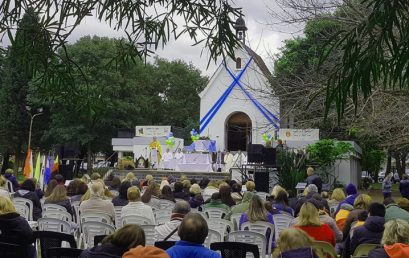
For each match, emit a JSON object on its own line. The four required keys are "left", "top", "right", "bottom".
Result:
{"left": 334, "top": 183, "right": 358, "bottom": 217}
{"left": 399, "top": 174, "right": 409, "bottom": 199}
{"left": 4, "top": 168, "right": 19, "bottom": 191}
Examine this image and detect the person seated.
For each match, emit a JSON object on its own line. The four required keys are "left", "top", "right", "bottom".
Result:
{"left": 328, "top": 188, "right": 346, "bottom": 209}
{"left": 79, "top": 224, "right": 146, "bottom": 257}
{"left": 166, "top": 213, "right": 220, "bottom": 258}
{"left": 108, "top": 176, "right": 121, "bottom": 191}
{"left": 14, "top": 179, "right": 42, "bottom": 221}
{"left": 44, "top": 179, "right": 58, "bottom": 198}
{"left": 295, "top": 184, "right": 320, "bottom": 216}
{"left": 219, "top": 185, "right": 236, "bottom": 207}
{"left": 203, "top": 192, "right": 230, "bottom": 213}
{"left": 4, "top": 168, "right": 19, "bottom": 191}
{"left": 400, "top": 174, "right": 409, "bottom": 199}
{"left": 0, "top": 196, "right": 35, "bottom": 258}
{"left": 397, "top": 198, "right": 409, "bottom": 212}
{"left": 90, "top": 172, "right": 101, "bottom": 183}
{"left": 123, "top": 172, "right": 136, "bottom": 183}
{"left": 245, "top": 180, "right": 256, "bottom": 193}
{"left": 161, "top": 185, "right": 176, "bottom": 202}
{"left": 112, "top": 181, "right": 131, "bottom": 207}
{"left": 173, "top": 182, "right": 190, "bottom": 201}
{"left": 189, "top": 184, "right": 204, "bottom": 209}
{"left": 334, "top": 183, "right": 359, "bottom": 217}
{"left": 384, "top": 197, "right": 409, "bottom": 223}
{"left": 67, "top": 179, "right": 88, "bottom": 203}
{"left": 273, "top": 190, "right": 295, "bottom": 216}
{"left": 155, "top": 201, "right": 191, "bottom": 241}
{"left": 121, "top": 186, "right": 155, "bottom": 224}
{"left": 44, "top": 185, "right": 73, "bottom": 215}
{"left": 53, "top": 174, "right": 65, "bottom": 185}
{"left": 350, "top": 202, "right": 386, "bottom": 255}
{"left": 79, "top": 181, "right": 115, "bottom": 222}
{"left": 103, "top": 173, "right": 114, "bottom": 188}
{"left": 182, "top": 180, "right": 192, "bottom": 194}
{"left": 342, "top": 194, "right": 372, "bottom": 239}
{"left": 0, "top": 176, "right": 11, "bottom": 198}
{"left": 123, "top": 246, "right": 170, "bottom": 258}
{"left": 225, "top": 191, "right": 254, "bottom": 220}
{"left": 239, "top": 195, "right": 274, "bottom": 228}
{"left": 368, "top": 219, "right": 409, "bottom": 258}
{"left": 231, "top": 183, "right": 243, "bottom": 204}
{"left": 141, "top": 180, "right": 162, "bottom": 210}
{"left": 272, "top": 228, "right": 322, "bottom": 258}
{"left": 294, "top": 202, "right": 336, "bottom": 246}
{"left": 31, "top": 178, "right": 44, "bottom": 199}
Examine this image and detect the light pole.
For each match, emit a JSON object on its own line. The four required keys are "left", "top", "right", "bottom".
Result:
{"left": 26, "top": 106, "right": 43, "bottom": 149}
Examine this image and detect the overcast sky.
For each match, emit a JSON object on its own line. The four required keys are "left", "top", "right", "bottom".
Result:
{"left": 63, "top": 0, "right": 300, "bottom": 76}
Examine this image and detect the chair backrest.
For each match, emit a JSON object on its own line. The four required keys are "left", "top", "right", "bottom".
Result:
{"left": 33, "top": 230, "right": 77, "bottom": 258}
{"left": 312, "top": 241, "right": 337, "bottom": 258}
{"left": 255, "top": 192, "right": 269, "bottom": 200}
{"left": 158, "top": 200, "right": 175, "bottom": 210}
{"left": 207, "top": 219, "right": 234, "bottom": 239}
{"left": 94, "top": 235, "right": 108, "bottom": 247}
{"left": 154, "top": 209, "right": 172, "bottom": 225}
{"left": 210, "top": 241, "right": 260, "bottom": 258}
{"left": 174, "top": 198, "right": 185, "bottom": 202}
{"left": 13, "top": 197, "right": 33, "bottom": 221}
{"left": 81, "top": 212, "right": 113, "bottom": 226}
{"left": 0, "top": 241, "right": 25, "bottom": 257}
{"left": 141, "top": 225, "right": 156, "bottom": 246}
{"left": 353, "top": 243, "right": 379, "bottom": 257}
{"left": 43, "top": 210, "right": 73, "bottom": 222}
{"left": 71, "top": 201, "right": 80, "bottom": 224}
{"left": 14, "top": 203, "right": 31, "bottom": 221}
{"left": 43, "top": 203, "right": 67, "bottom": 212}
{"left": 110, "top": 190, "right": 119, "bottom": 197}
{"left": 81, "top": 221, "right": 115, "bottom": 248}
{"left": 230, "top": 213, "right": 242, "bottom": 231}
{"left": 121, "top": 215, "right": 153, "bottom": 227}
{"left": 46, "top": 247, "right": 84, "bottom": 258}
{"left": 154, "top": 241, "right": 176, "bottom": 250}
{"left": 114, "top": 206, "right": 123, "bottom": 228}
{"left": 272, "top": 213, "right": 294, "bottom": 238}
{"left": 203, "top": 208, "right": 227, "bottom": 219}
{"left": 6, "top": 180, "right": 14, "bottom": 193}
{"left": 228, "top": 231, "right": 266, "bottom": 258}
{"left": 241, "top": 221, "right": 274, "bottom": 254}
{"left": 204, "top": 229, "right": 222, "bottom": 248}
{"left": 38, "top": 218, "right": 72, "bottom": 234}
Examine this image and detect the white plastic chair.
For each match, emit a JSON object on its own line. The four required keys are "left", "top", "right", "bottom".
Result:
{"left": 230, "top": 213, "right": 242, "bottom": 231}
{"left": 241, "top": 221, "right": 274, "bottom": 255}
{"left": 6, "top": 180, "right": 14, "bottom": 193}
{"left": 154, "top": 209, "right": 172, "bottom": 225}
{"left": 81, "top": 221, "right": 115, "bottom": 248}
{"left": 80, "top": 213, "right": 113, "bottom": 226}
{"left": 158, "top": 200, "right": 175, "bottom": 210}
{"left": 204, "top": 229, "right": 222, "bottom": 248}
{"left": 114, "top": 206, "right": 123, "bottom": 228}
{"left": 228, "top": 231, "right": 266, "bottom": 258}
{"left": 13, "top": 197, "right": 33, "bottom": 221}
{"left": 37, "top": 218, "right": 71, "bottom": 234}
{"left": 272, "top": 213, "right": 294, "bottom": 239}
{"left": 256, "top": 192, "right": 269, "bottom": 200}
{"left": 43, "top": 210, "right": 73, "bottom": 222}
{"left": 71, "top": 201, "right": 80, "bottom": 224}
{"left": 140, "top": 225, "right": 156, "bottom": 246}
{"left": 203, "top": 208, "right": 227, "bottom": 219}
{"left": 174, "top": 198, "right": 185, "bottom": 203}
{"left": 121, "top": 215, "right": 153, "bottom": 227}
{"left": 14, "top": 203, "right": 31, "bottom": 220}
{"left": 207, "top": 219, "right": 233, "bottom": 239}
{"left": 43, "top": 203, "right": 68, "bottom": 212}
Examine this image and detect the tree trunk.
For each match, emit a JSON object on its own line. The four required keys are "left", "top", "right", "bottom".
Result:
{"left": 1, "top": 151, "right": 11, "bottom": 173}
{"left": 386, "top": 151, "right": 392, "bottom": 174}
{"left": 14, "top": 143, "right": 22, "bottom": 175}
{"left": 401, "top": 151, "right": 408, "bottom": 176}
{"left": 87, "top": 143, "right": 93, "bottom": 173}
{"left": 395, "top": 152, "right": 402, "bottom": 175}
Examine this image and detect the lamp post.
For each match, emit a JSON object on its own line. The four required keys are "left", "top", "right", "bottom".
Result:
{"left": 26, "top": 106, "right": 43, "bottom": 149}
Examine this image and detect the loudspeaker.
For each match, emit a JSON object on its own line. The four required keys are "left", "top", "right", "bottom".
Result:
{"left": 247, "top": 144, "right": 264, "bottom": 163}
{"left": 263, "top": 148, "right": 276, "bottom": 166}
{"left": 254, "top": 172, "right": 269, "bottom": 193}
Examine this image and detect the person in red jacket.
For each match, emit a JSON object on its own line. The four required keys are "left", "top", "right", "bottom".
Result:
{"left": 294, "top": 202, "right": 336, "bottom": 246}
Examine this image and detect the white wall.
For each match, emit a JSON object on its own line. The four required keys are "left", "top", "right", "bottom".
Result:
{"left": 199, "top": 47, "right": 279, "bottom": 151}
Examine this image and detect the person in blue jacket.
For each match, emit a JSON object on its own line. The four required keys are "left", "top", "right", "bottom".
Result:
{"left": 166, "top": 213, "right": 220, "bottom": 258}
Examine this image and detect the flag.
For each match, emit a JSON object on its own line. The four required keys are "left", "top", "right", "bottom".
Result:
{"left": 34, "top": 152, "right": 41, "bottom": 181}
{"left": 44, "top": 155, "right": 51, "bottom": 185}
{"left": 39, "top": 155, "right": 46, "bottom": 190}
{"left": 52, "top": 155, "right": 59, "bottom": 173}
{"left": 23, "top": 149, "right": 33, "bottom": 179}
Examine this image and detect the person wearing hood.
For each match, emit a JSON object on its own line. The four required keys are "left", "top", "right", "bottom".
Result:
{"left": 350, "top": 202, "right": 386, "bottom": 255}
{"left": 384, "top": 197, "right": 409, "bottom": 223}
{"left": 225, "top": 191, "right": 254, "bottom": 220}
{"left": 14, "top": 179, "right": 42, "bottom": 221}
{"left": 0, "top": 196, "right": 35, "bottom": 258}
{"left": 334, "top": 183, "right": 359, "bottom": 217}
{"left": 368, "top": 219, "right": 409, "bottom": 258}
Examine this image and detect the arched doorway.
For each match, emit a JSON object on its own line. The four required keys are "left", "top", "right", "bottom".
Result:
{"left": 226, "top": 112, "right": 252, "bottom": 151}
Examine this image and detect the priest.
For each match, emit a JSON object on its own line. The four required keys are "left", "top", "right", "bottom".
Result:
{"left": 149, "top": 136, "right": 162, "bottom": 168}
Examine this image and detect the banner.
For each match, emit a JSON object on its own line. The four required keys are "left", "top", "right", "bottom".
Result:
{"left": 279, "top": 129, "right": 319, "bottom": 141}
{"left": 135, "top": 126, "right": 171, "bottom": 137}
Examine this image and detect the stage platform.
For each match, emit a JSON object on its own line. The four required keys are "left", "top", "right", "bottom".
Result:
{"left": 111, "top": 169, "right": 231, "bottom": 182}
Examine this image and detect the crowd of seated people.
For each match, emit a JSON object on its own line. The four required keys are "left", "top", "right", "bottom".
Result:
{"left": 2, "top": 168, "right": 409, "bottom": 258}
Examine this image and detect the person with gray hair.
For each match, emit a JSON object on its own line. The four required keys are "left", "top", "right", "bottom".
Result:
{"left": 154, "top": 201, "right": 191, "bottom": 241}
{"left": 368, "top": 219, "right": 409, "bottom": 258}
{"left": 294, "top": 184, "right": 324, "bottom": 216}
{"left": 79, "top": 181, "right": 115, "bottom": 222}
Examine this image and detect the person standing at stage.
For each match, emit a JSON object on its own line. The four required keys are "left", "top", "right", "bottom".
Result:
{"left": 232, "top": 150, "right": 246, "bottom": 168}
{"left": 149, "top": 136, "right": 162, "bottom": 168}
{"left": 175, "top": 148, "right": 184, "bottom": 160}
{"left": 162, "top": 148, "right": 173, "bottom": 161}
{"left": 306, "top": 167, "right": 323, "bottom": 193}
{"left": 224, "top": 151, "right": 234, "bottom": 172}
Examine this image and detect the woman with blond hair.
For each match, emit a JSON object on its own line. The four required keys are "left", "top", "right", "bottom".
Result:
{"left": 239, "top": 195, "right": 274, "bottom": 229}
{"left": 342, "top": 194, "right": 372, "bottom": 238}
{"left": 79, "top": 181, "right": 115, "bottom": 222}
{"left": 273, "top": 228, "right": 323, "bottom": 258}
{"left": 45, "top": 185, "right": 73, "bottom": 215}
{"left": 294, "top": 202, "right": 336, "bottom": 246}
{"left": 328, "top": 188, "right": 346, "bottom": 207}
{"left": 368, "top": 219, "right": 409, "bottom": 258}
{"left": 0, "top": 196, "right": 35, "bottom": 257}
{"left": 141, "top": 180, "right": 162, "bottom": 209}
{"left": 0, "top": 175, "right": 11, "bottom": 198}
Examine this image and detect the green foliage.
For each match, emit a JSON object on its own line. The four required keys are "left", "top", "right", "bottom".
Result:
{"left": 307, "top": 139, "right": 354, "bottom": 168}
{"left": 276, "top": 150, "right": 307, "bottom": 193}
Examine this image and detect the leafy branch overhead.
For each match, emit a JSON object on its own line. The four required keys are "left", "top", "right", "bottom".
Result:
{"left": 0, "top": 0, "right": 241, "bottom": 78}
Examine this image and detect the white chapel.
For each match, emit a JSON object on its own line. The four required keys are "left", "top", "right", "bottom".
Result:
{"left": 199, "top": 17, "right": 280, "bottom": 152}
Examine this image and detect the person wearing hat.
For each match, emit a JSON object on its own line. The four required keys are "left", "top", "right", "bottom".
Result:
{"left": 334, "top": 183, "right": 358, "bottom": 217}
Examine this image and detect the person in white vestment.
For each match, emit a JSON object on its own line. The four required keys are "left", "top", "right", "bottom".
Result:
{"left": 224, "top": 151, "right": 234, "bottom": 172}
{"left": 232, "top": 150, "right": 247, "bottom": 167}
{"left": 174, "top": 148, "right": 184, "bottom": 160}
{"left": 162, "top": 148, "right": 173, "bottom": 161}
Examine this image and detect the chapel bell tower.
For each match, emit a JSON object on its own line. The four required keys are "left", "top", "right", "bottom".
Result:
{"left": 234, "top": 16, "right": 248, "bottom": 44}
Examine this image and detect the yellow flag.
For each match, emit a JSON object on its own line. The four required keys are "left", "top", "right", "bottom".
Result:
{"left": 34, "top": 152, "right": 41, "bottom": 181}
